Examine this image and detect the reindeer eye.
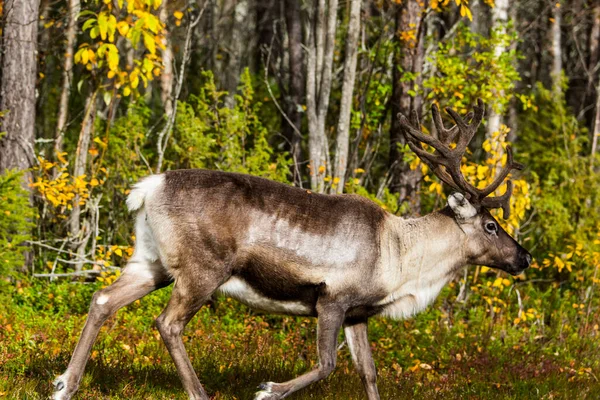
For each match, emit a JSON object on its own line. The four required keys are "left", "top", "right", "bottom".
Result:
{"left": 485, "top": 222, "right": 498, "bottom": 234}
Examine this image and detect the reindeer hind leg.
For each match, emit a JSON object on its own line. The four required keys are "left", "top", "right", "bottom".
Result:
{"left": 155, "top": 265, "right": 229, "bottom": 400}
{"left": 52, "top": 260, "right": 171, "bottom": 400}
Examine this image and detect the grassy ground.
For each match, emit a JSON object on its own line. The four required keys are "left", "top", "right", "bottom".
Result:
{"left": 1, "top": 278, "right": 599, "bottom": 399}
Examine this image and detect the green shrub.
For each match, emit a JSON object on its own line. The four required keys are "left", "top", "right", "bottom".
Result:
{"left": 517, "top": 83, "right": 600, "bottom": 255}
{"left": 171, "top": 68, "right": 291, "bottom": 183}
{"left": 0, "top": 170, "right": 36, "bottom": 275}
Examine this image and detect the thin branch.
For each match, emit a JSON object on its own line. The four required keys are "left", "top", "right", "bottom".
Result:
{"left": 33, "top": 269, "right": 117, "bottom": 279}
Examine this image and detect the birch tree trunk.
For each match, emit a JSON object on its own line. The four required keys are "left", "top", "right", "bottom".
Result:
{"left": 585, "top": 5, "right": 600, "bottom": 134}
{"left": 55, "top": 0, "right": 81, "bottom": 156}
{"left": 507, "top": 1, "right": 519, "bottom": 143}
{"left": 591, "top": 70, "right": 600, "bottom": 169}
{"left": 486, "top": 0, "right": 508, "bottom": 139}
{"left": 389, "top": 0, "right": 426, "bottom": 213}
{"left": 332, "top": 0, "right": 361, "bottom": 193}
{"left": 551, "top": 1, "right": 562, "bottom": 95}
{"left": 70, "top": 91, "right": 97, "bottom": 272}
{"left": 0, "top": 0, "right": 40, "bottom": 190}
{"left": 283, "top": 0, "right": 304, "bottom": 186}
{"left": 159, "top": 0, "right": 174, "bottom": 117}
{"left": 306, "top": 0, "right": 338, "bottom": 193}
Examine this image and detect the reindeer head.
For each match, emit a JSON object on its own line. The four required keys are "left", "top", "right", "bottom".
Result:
{"left": 399, "top": 100, "right": 532, "bottom": 275}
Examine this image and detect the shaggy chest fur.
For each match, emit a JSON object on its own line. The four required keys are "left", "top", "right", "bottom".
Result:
{"left": 375, "top": 275, "right": 452, "bottom": 319}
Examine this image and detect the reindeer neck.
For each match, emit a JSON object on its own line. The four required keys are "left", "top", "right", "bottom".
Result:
{"left": 381, "top": 208, "right": 468, "bottom": 288}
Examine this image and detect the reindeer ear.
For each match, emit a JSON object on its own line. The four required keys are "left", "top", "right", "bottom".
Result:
{"left": 448, "top": 192, "right": 477, "bottom": 220}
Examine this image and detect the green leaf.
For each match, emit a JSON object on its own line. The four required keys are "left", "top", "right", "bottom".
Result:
{"left": 82, "top": 18, "right": 96, "bottom": 32}
{"left": 90, "top": 26, "right": 100, "bottom": 39}
{"left": 78, "top": 10, "right": 97, "bottom": 18}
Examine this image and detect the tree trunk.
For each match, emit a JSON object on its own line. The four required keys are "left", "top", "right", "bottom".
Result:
{"left": 389, "top": 0, "right": 426, "bottom": 213}
{"left": 486, "top": 0, "right": 508, "bottom": 139}
{"left": 55, "top": 0, "right": 81, "bottom": 156}
{"left": 591, "top": 70, "right": 600, "bottom": 170}
{"left": 0, "top": 0, "right": 40, "bottom": 188}
{"left": 332, "top": 0, "right": 361, "bottom": 194}
{"left": 282, "top": 0, "right": 304, "bottom": 186}
{"left": 507, "top": 0, "right": 519, "bottom": 143}
{"left": 584, "top": 5, "right": 600, "bottom": 134}
{"left": 70, "top": 90, "right": 97, "bottom": 272}
{"left": 551, "top": 1, "right": 562, "bottom": 95}
{"left": 219, "top": 0, "right": 253, "bottom": 107}
{"left": 589, "top": 6, "right": 600, "bottom": 78}
{"left": 306, "top": 0, "right": 338, "bottom": 193}
{"left": 159, "top": 0, "right": 174, "bottom": 117}
{"left": 156, "top": 4, "right": 204, "bottom": 174}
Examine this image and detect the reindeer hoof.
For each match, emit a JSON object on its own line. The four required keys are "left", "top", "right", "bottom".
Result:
{"left": 254, "top": 382, "right": 280, "bottom": 400}
{"left": 52, "top": 373, "right": 73, "bottom": 400}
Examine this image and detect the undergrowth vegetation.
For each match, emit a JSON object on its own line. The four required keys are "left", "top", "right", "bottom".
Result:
{"left": 3, "top": 75, "right": 600, "bottom": 398}
{"left": 2, "top": 274, "right": 600, "bottom": 399}
{"left": 2, "top": 5, "right": 600, "bottom": 398}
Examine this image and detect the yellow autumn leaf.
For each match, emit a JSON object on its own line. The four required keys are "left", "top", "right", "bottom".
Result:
{"left": 174, "top": 10, "right": 184, "bottom": 20}
{"left": 117, "top": 21, "right": 129, "bottom": 36}
{"left": 554, "top": 256, "right": 565, "bottom": 272}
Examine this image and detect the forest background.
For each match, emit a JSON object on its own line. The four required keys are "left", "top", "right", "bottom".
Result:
{"left": 1, "top": 0, "right": 600, "bottom": 398}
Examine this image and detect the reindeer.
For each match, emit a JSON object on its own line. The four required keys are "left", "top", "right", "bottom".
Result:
{"left": 52, "top": 100, "right": 531, "bottom": 400}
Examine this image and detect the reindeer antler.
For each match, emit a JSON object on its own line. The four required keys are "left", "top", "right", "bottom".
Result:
{"left": 398, "top": 99, "right": 524, "bottom": 219}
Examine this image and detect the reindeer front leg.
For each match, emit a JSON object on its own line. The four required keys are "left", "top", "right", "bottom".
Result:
{"left": 344, "top": 319, "right": 380, "bottom": 400}
{"left": 255, "top": 301, "right": 345, "bottom": 399}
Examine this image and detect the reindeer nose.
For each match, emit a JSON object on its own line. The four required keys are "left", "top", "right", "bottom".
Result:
{"left": 525, "top": 253, "right": 532, "bottom": 267}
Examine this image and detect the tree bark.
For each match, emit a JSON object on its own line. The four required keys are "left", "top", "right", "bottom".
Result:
{"left": 589, "top": 6, "right": 600, "bottom": 77}
{"left": 486, "top": 0, "right": 508, "bottom": 139}
{"left": 218, "top": 0, "right": 253, "bottom": 107}
{"left": 591, "top": 69, "right": 600, "bottom": 169}
{"left": 507, "top": 0, "right": 519, "bottom": 143}
{"left": 389, "top": 0, "right": 426, "bottom": 213}
{"left": 584, "top": 5, "right": 600, "bottom": 134}
{"left": 55, "top": 0, "right": 81, "bottom": 156}
{"left": 0, "top": 0, "right": 40, "bottom": 188}
{"left": 306, "top": 0, "right": 338, "bottom": 193}
{"left": 282, "top": 0, "right": 304, "bottom": 186}
{"left": 551, "top": 1, "right": 562, "bottom": 95}
{"left": 332, "top": 0, "right": 361, "bottom": 194}
{"left": 70, "top": 90, "right": 97, "bottom": 272}
{"left": 156, "top": 4, "right": 204, "bottom": 173}
{"left": 159, "top": 0, "right": 174, "bottom": 117}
